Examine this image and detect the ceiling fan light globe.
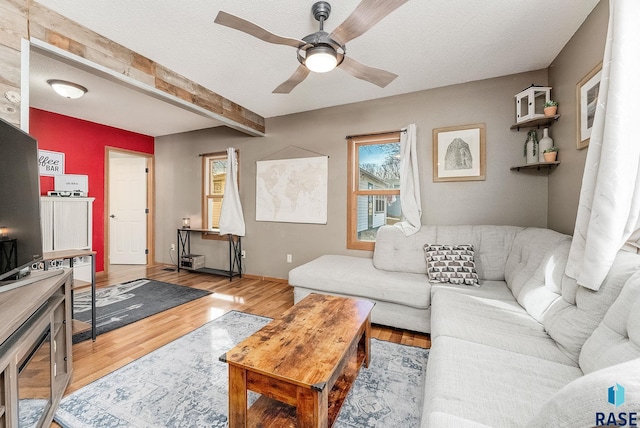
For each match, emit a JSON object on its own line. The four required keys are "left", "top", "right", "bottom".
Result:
{"left": 47, "top": 80, "right": 87, "bottom": 99}
{"left": 305, "top": 46, "right": 338, "bottom": 73}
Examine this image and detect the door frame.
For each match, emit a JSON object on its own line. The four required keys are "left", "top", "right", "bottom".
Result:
{"left": 104, "top": 147, "right": 155, "bottom": 274}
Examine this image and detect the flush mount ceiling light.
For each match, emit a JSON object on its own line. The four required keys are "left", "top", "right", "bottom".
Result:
{"left": 47, "top": 79, "right": 87, "bottom": 99}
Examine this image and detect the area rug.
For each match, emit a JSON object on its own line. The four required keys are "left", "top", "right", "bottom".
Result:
{"left": 55, "top": 310, "right": 429, "bottom": 427}
{"left": 72, "top": 278, "right": 211, "bottom": 343}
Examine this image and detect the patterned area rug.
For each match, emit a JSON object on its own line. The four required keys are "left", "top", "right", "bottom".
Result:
{"left": 73, "top": 278, "right": 211, "bottom": 343}
{"left": 55, "top": 311, "right": 428, "bottom": 427}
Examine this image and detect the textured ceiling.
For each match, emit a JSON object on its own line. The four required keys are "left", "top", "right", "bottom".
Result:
{"left": 31, "top": 0, "right": 600, "bottom": 133}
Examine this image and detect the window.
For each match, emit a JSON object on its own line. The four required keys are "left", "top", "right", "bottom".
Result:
{"left": 201, "top": 150, "right": 239, "bottom": 239}
{"left": 347, "top": 132, "right": 401, "bottom": 250}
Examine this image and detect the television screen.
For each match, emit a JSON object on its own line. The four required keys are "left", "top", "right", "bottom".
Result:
{"left": 0, "top": 118, "right": 44, "bottom": 284}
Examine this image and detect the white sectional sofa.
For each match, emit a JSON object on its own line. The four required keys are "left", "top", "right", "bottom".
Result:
{"left": 288, "top": 225, "right": 640, "bottom": 426}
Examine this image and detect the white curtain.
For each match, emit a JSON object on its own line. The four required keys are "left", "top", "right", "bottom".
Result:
{"left": 394, "top": 124, "right": 422, "bottom": 236}
{"left": 218, "top": 148, "right": 246, "bottom": 236}
{"left": 565, "top": 0, "right": 640, "bottom": 291}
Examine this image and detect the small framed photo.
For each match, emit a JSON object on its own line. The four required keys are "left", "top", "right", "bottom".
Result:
{"left": 433, "top": 123, "right": 485, "bottom": 182}
{"left": 576, "top": 62, "right": 602, "bottom": 149}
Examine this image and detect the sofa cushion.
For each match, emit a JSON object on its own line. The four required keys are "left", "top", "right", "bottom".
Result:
{"left": 422, "top": 336, "right": 582, "bottom": 427}
{"left": 504, "top": 227, "right": 572, "bottom": 297}
{"left": 579, "top": 269, "right": 640, "bottom": 374}
{"left": 288, "top": 254, "right": 431, "bottom": 309}
{"left": 424, "top": 244, "right": 479, "bottom": 286}
{"left": 425, "top": 413, "right": 493, "bottom": 428}
{"left": 430, "top": 290, "right": 576, "bottom": 365}
{"left": 373, "top": 225, "right": 522, "bottom": 279}
{"left": 525, "top": 359, "right": 640, "bottom": 428}
{"left": 542, "top": 250, "right": 640, "bottom": 365}
{"left": 512, "top": 241, "right": 572, "bottom": 322}
{"left": 431, "top": 280, "right": 515, "bottom": 301}
{"left": 373, "top": 226, "right": 437, "bottom": 274}
{"left": 433, "top": 225, "right": 522, "bottom": 280}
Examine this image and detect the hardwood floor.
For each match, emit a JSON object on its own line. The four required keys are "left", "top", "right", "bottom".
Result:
{"left": 53, "top": 263, "right": 430, "bottom": 425}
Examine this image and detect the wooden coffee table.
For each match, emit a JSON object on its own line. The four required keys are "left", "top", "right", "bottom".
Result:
{"left": 220, "top": 293, "right": 375, "bottom": 427}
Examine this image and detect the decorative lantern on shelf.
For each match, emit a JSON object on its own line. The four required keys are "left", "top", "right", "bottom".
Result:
{"left": 515, "top": 85, "right": 552, "bottom": 123}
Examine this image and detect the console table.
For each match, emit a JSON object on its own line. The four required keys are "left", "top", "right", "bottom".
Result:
{"left": 176, "top": 229, "right": 242, "bottom": 281}
{"left": 43, "top": 249, "right": 97, "bottom": 341}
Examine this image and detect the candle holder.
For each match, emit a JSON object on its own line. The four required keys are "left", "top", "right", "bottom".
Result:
{"left": 182, "top": 218, "right": 191, "bottom": 229}
{"left": 0, "top": 226, "right": 8, "bottom": 240}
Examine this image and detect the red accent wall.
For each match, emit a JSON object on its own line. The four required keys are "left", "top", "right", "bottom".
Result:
{"left": 29, "top": 108, "right": 154, "bottom": 273}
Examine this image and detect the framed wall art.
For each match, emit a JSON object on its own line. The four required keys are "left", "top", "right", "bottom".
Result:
{"left": 38, "top": 149, "right": 65, "bottom": 176}
{"left": 576, "top": 62, "right": 602, "bottom": 149}
{"left": 432, "top": 123, "right": 486, "bottom": 182}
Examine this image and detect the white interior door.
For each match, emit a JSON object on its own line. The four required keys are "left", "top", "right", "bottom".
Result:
{"left": 109, "top": 155, "right": 147, "bottom": 264}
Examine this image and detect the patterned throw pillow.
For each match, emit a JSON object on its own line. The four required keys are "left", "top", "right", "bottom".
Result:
{"left": 423, "top": 244, "right": 479, "bottom": 286}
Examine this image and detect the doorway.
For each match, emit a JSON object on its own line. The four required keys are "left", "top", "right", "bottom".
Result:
{"left": 105, "top": 148, "right": 154, "bottom": 273}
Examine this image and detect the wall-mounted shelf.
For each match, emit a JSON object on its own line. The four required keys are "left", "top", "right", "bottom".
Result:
{"left": 510, "top": 115, "right": 560, "bottom": 130}
{"left": 510, "top": 161, "right": 560, "bottom": 172}
{"left": 510, "top": 114, "right": 561, "bottom": 173}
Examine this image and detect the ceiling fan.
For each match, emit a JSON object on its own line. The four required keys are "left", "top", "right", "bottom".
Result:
{"left": 214, "top": 0, "right": 407, "bottom": 94}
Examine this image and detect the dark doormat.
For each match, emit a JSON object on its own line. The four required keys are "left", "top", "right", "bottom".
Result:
{"left": 72, "top": 278, "right": 211, "bottom": 343}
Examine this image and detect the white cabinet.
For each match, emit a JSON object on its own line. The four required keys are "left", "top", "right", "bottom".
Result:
{"left": 40, "top": 197, "right": 95, "bottom": 281}
{"left": 40, "top": 197, "right": 94, "bottom": 252}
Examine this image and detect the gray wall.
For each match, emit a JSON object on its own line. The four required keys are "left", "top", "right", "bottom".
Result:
{"left": 155, "top": 69, "right": 551, "bottom": 279}
{"left": 547, "top": 0, "right": 608, "bottom": 234}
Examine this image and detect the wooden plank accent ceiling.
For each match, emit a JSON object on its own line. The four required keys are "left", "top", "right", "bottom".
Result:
{"left": 0, "top": 0, "right": 266, "bottom": 136}
{"left": 0, "top": 0, "right": 27, "bottom": 125}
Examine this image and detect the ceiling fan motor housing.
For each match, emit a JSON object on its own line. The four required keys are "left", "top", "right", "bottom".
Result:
{"left": 312, "top": 2, "right": 332, "bottom": 23}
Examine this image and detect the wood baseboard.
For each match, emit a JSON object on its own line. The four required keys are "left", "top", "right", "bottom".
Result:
{"left": 243, "top": 273, "right": 289, "bottom": 284}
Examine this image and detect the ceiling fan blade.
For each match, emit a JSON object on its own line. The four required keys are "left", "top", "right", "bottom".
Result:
{"left": 329, "top": 0, "right": 408, "bottom": 46}
{"left": 272, "top": 65, "right": 311, "bottom": 94}
{"left": 338, "top": 56, "right": 397, "bottom": 88}
{"left": 215, "top": 11, "right": 305, "bottom": 48}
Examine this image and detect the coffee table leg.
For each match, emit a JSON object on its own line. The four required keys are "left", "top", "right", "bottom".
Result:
{"left": 228, "top": 365, "right": 247, "bottom": 427}
{"left": 297, "top": 387, "right": 328, "bottom": 428}
{"left": 364, "top": 313, "right": 371, "bottom": 368}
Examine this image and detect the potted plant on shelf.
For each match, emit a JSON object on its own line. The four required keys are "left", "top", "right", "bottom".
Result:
{"left": 543, "top": 146, "right": 559, "bottom": 162}
{"left": 544, "top": 100, "right": 558, "bottom": 116}
{"left": 524, "top": 130, "right": 538, "bottom": 164}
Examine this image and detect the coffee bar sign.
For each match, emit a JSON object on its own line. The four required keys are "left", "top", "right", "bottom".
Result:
{"left": 38, "top": 150, "right": 65, "bottom": 176}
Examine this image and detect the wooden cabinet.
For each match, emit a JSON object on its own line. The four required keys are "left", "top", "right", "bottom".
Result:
{"left": 0, "top": 270, "right": 73, "bottom": 428}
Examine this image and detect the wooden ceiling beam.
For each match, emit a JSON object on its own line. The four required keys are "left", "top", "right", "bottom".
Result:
{"left": 24, "top": 1, "right": 265, "bottom": 136}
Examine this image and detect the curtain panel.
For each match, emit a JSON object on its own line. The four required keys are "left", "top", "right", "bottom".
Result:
{"left": 218, "top": 148, "right": 246, "bottom": 236}
{"left": 566, "top": 0, "right": 640, "bottom": 291}
{"left": 395, "top": 124, "right": 422, "bottom": 236}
